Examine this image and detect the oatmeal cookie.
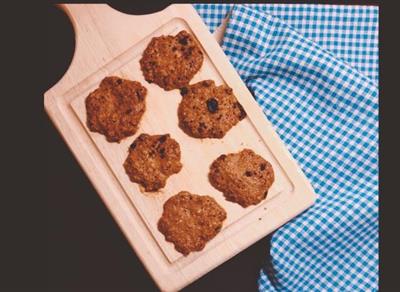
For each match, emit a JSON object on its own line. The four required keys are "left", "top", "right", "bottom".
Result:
{"left": 209, "top": 149, "right": 274, "bottom": 207}
{"left": 85, "top": 76, "right": 147, "bottom": 143}
{"left": 178, "top": 80, "right": 246, "bottom": 139}
{"left": 140, "top": 30, "right": 203, "bottom": 90}
{"left": 123, "top": 134, "right": 182, "bottom": 192}
{"left": 158, "top": 191, "right": 227, "bottom": 255}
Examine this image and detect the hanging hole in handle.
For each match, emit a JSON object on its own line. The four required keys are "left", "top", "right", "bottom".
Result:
{"left": 108, "top": 2, "right": 170, "bottom": 15}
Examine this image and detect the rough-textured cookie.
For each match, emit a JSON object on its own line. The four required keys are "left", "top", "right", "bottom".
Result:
{"left": 139, "top": 30, "right": 204, "bottom": 90}
{"left": 178, "top": 80, "right": 246, "bottom": 139}
{"left": 123, "top": 134, "right": 182, "bottom": 192}
{"left": 158, "top": 191, "right": 227, "bottom": 255}
{"left": 209, "top": 149, "right": 274, "bottom": 207}
{"left": 85, "top": 76, "right": 147, "bottom": 143}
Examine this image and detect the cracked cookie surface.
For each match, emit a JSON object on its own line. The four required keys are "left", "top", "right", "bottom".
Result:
{"left": 140, "top": 30, "right": 203, "bottom": 90}
{"left": 85, "top": 76, "right": 147, "bottom": 143}
{"left": 123, "top": 134, "right": 182, "bottom": 192}
{"left": 209, "top": 149, "right": 274, "bottom": 207}
{"left": 178, "top": 80, "right": 246, "bottom": 139}
{"left": 158, "top": 191, "right": 227, "bottom": 255}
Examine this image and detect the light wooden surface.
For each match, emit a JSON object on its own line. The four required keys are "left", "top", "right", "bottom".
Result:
{"left": 45, "top": 4, "right": 317, "bottom": 291}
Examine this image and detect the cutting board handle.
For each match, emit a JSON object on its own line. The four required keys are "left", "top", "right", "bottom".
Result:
{"left": 57, "top": 3, "right": 161, "bottom": 53}
{"left": 58, "top": 4, "right": 109, "bottom": 44}
{"left": 47, "top": 4, "right": 195, "bottom": 97}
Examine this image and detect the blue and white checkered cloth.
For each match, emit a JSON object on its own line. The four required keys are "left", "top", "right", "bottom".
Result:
{"left": 194, "top": 4, "right": 379, "bottom": 291}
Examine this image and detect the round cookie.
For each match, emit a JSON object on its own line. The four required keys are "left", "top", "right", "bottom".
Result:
{"left": 123, "top": 133, "right": 182, "bottom": 192}
{"left": 140, "top": 30, "right": 204, "bottom": 91}
{"left": 85, "top": 76, "right": 147, "bottom": 143}
{"left": 209, "top": 149, "right": 274, "bottom": 208}
{"left": 178, "top": 80, "right": 247, "bottom": 139}
{"left": 158, "top": 191, "right": 227, "bottom": 255}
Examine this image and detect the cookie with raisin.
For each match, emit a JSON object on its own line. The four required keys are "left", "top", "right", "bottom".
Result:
{"left": 209, "top": 149, "right": 274, "bottom": 207}
{"left": 140, "top": 30, "right": 203, "bottom": 90}
{"left": 178, "top": 80, "right": 246, "bottom": 138}
{"left": 123, "top": 134, "right": 182, "bottom": 192}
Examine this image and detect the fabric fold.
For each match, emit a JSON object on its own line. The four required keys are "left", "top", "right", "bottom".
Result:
{"left": 194, "top": 4, "right": 379, "bottom": 84}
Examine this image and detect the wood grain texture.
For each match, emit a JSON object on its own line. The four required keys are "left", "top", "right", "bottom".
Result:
{"left": 44, "top": 4, "right": 317, "bottom": 291}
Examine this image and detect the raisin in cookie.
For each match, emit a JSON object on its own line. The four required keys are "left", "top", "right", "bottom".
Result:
{"left": 178, "top": 80, "right": 246, "bottom": 138}
{"left": 158, "top": 191, "right": 227, "bottom": 255}
{"left": 123, "top": 134, "right": 182, "bottom": 192}
{"left": 140, "top": 30, "right": 203, "bottom": 90}
{"left": 209, "top": 149, "right": 274, "bottom": 207}
{"left": 85, "top": 76, "right": 147, "bottom": 143}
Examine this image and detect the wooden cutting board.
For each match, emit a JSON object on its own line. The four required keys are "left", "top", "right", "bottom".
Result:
{"left": 45, "top": 4, "right": 317, "bottom": 291}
